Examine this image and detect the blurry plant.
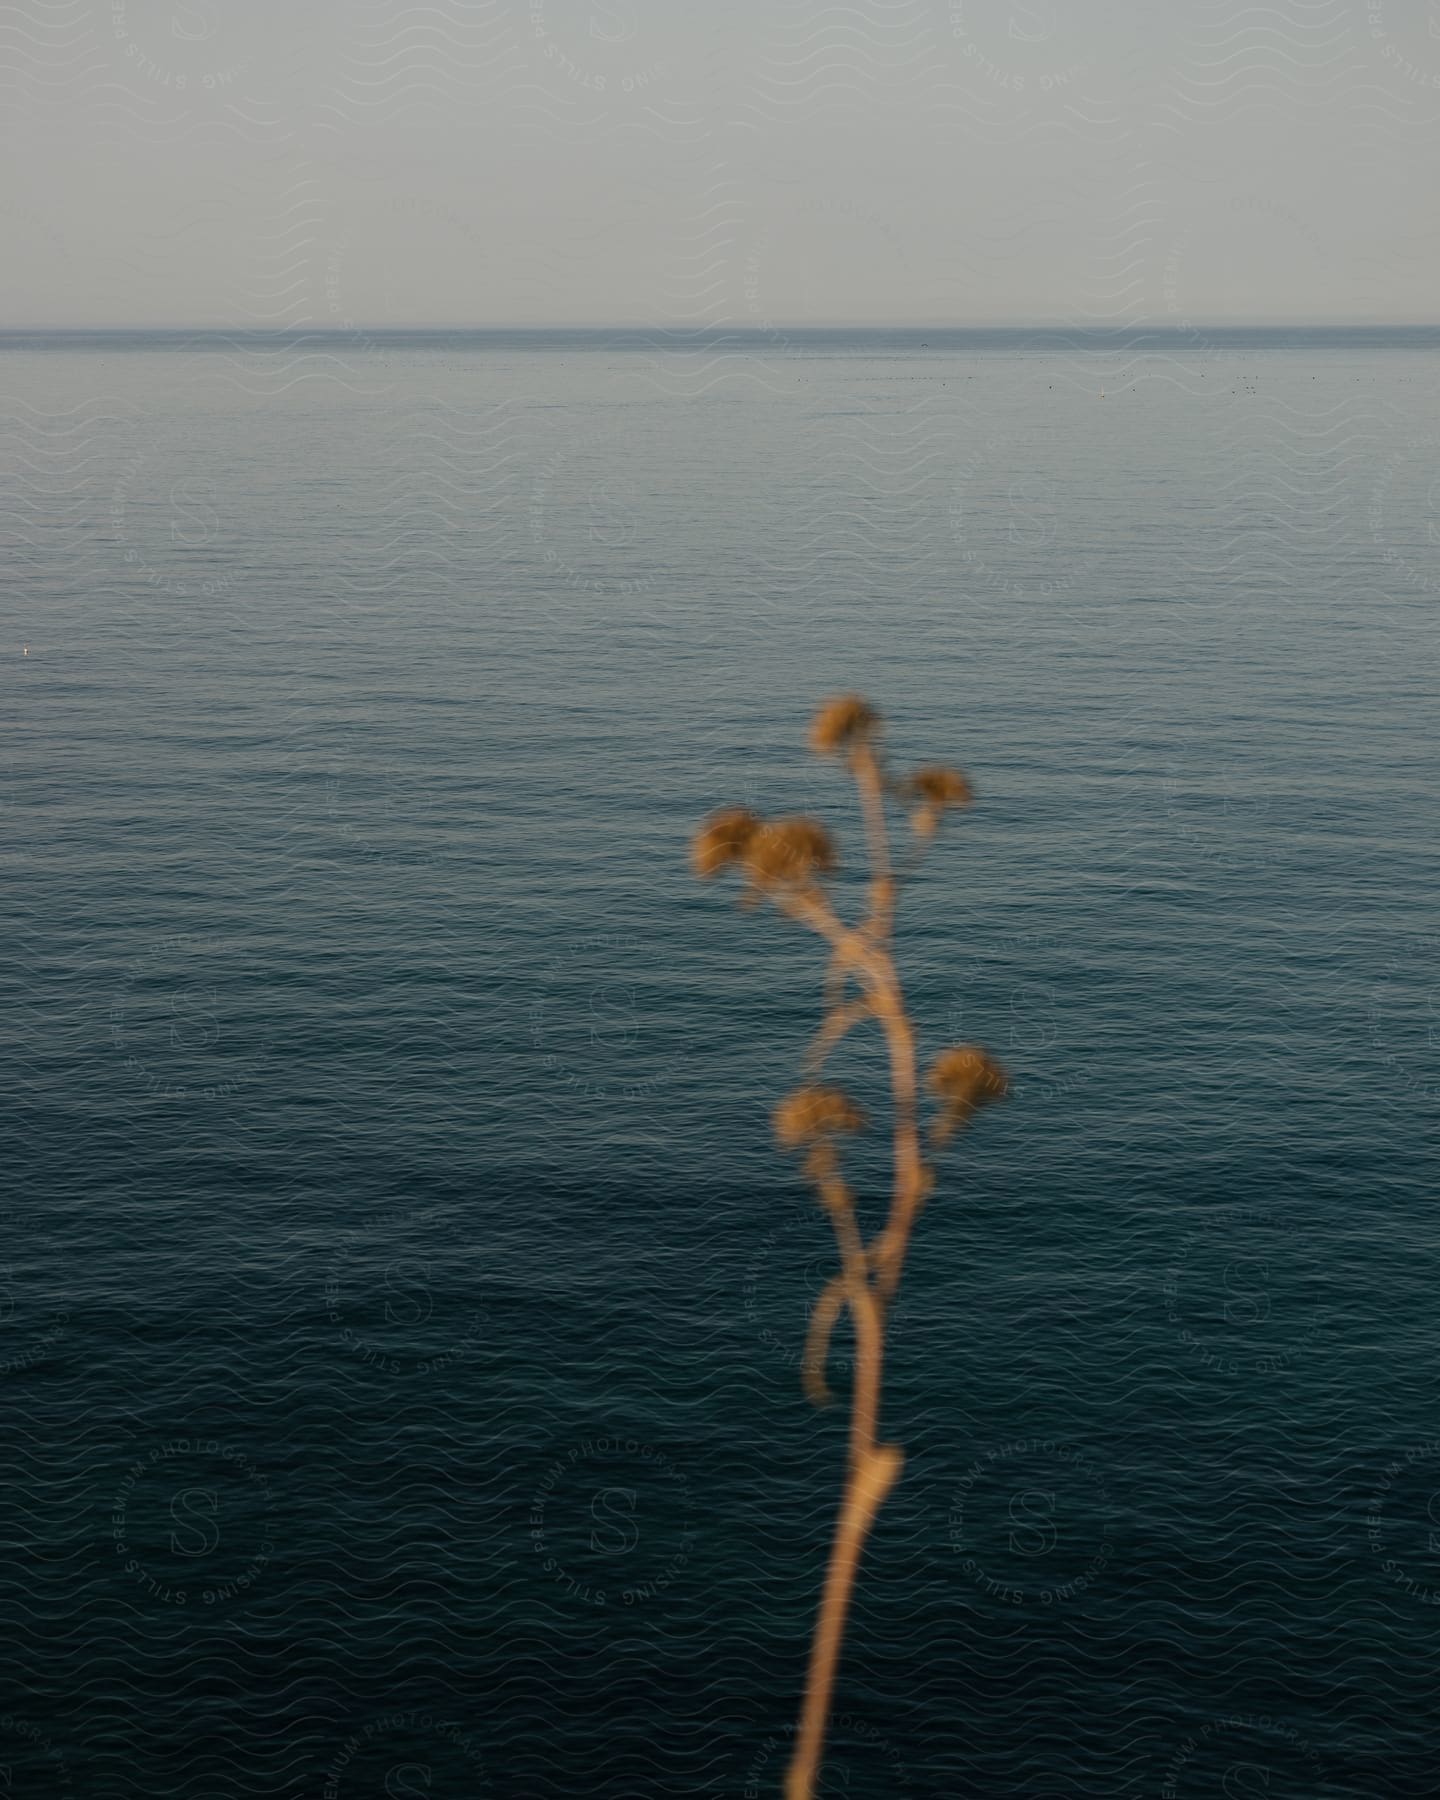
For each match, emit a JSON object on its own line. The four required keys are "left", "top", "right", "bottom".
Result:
{"left": 692, "top": 696, "right": 1008, "bottom": 1800}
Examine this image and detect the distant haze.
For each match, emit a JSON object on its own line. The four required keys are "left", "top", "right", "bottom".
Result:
{"left": 3, "top": 0, "right": 1439, "bottom": 327}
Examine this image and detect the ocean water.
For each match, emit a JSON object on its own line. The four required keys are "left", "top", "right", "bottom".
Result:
{"left": 2, "top": 329, "right": 1437, "bottom": 1797}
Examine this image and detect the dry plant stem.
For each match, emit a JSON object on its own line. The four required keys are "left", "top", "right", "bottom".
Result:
{"left": 801, "top": 1248, "right": 880, "bottom": 1408}
{"left": 784, "top": 1440, "right": 903, "bottom": 1800}
{"left": 694, "top": 703, "right": 997, "bottom": 1798}
{"left": 785, "top": 979, "right": 922, "bottom": 1798}
{"left": 852, "top": 746, "right": 895, "bottom": 938}
{"left": 786, "top": 1159, "right": 898, "bottom": 1800}
{"left": 866, "top": 969, "right": 925, "bottom": 1306}
{"left": 815, "top": 1165, "right": 881, "bottom": 1471}
{"left": 822, "top": 947, "right": 850, "bottom": 1021}
{"left": 784, "top": 891, "right": 926, "bottom": 1309}
{"left": 778, "top": 778, "right": 927, "bottom": 1799}
{"left": 804, "top": 996, "right": 872, "bottom": 1075}
{"left": 801, "top": 1279, "right": 848, "bottom": 1407}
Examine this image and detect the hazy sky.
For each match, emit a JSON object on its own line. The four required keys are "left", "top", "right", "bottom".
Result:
{"left": 4, "top": 0, "right": 1440, "bottom": 327}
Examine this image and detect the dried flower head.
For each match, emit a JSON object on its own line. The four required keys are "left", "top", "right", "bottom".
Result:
{"left": 809, "top": 694, "right": 881, "bottom": 757}
{"left": 928, "top": 1045, "right": 1008, "bottom": 1143}
{"left": 691, "top": 806, "right": 760, "bottom": 878}
{"left": 903, "top": 765, "right": 973, "bottom": 808}
{"left": 899, "top": 765, "right": 974, "bottom": 839}
{"left": 773, "top": 1084, "right": 866, "bottom": 1151}
{"left": 744, "top": 817, "right": 838, "bottom": 891}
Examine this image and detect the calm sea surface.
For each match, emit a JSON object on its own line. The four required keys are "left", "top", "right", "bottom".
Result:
{"left": 2, "top": 329, "right": 1437, "bottom": 1796}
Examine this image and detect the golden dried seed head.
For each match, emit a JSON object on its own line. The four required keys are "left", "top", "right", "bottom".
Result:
{"left": 902, "top": 764, "right": 973, "bottom": 808}
{"left": 809, "top": 694, "right": 881, "bottom": 757}
{"left": 773, "top": 1084, "right": 866, "bottom": 1150}
{"left": 744, "top": 817, "right": 838, "bottom": 890}
{"left": 691, "top": 806, "right": 760, "bottom": 878}
{"left": 928, "top": 1045, "right": 1008, "bottom": 1142}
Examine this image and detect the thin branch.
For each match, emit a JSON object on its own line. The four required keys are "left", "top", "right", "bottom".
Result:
{"left": 801, "top": 1277, "right": 848, "bottom": 1409}
{"left": 809, "top": 1153, "right": 882, "bottom": 1468}
{"left": 800, "top": 1244, "right": 882, "bottom": 1410}
{"left": 862, "top": 970, "right": 927, "bottom": 1307}
{"left": 804, "top": 995, "right": 872, "bottom": 1075}
{"left": 821, "top": 945, "right": 851, "bottom": 1020}
{"left": 852, "top": 744, "right": 896, "bottom": 939}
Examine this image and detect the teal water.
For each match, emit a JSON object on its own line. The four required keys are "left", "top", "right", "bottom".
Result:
{"left": 2, "top": 330, "right": 1437, "bottom": 1796}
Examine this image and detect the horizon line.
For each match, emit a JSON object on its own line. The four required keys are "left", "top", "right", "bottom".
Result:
{"left": 3, "top": 318, "right": 1440, "bottom": 338}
